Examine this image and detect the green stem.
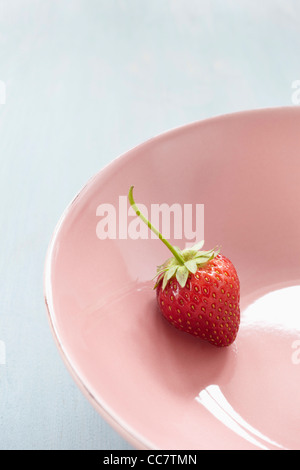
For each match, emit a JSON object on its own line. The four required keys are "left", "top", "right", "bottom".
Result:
{"left": 128, "top": 186, "right": 185, "bottom": 265}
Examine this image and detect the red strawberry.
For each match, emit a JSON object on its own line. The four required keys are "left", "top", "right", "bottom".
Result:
{"left": 155, "top": 253, "right": 240, "bottom": 347}
{"left": 128, "top": 187, "right": 240, "bottom": 347}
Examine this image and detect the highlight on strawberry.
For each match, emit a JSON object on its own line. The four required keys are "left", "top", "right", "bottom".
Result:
{"left": 128, "top": 186, "right": 240, "bottom": 347}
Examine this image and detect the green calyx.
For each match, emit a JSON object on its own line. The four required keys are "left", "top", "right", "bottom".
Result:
{"left": 154, "top": 240, "right": 219, "bottom": 290}
{"left": 128, "top": 186, "right": 220, "bottom": 290}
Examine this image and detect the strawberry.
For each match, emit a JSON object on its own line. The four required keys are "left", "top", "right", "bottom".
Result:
{"left": 128, "top": 187, "right": 240, "bottom": 347}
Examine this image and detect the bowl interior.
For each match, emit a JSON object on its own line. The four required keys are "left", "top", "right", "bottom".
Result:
{"left": 45, "top": 107, "right": 300, "bottom": 450}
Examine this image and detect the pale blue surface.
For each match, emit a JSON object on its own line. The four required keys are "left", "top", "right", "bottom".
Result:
{"left": 0, "top": 0, "right": 299, "bottom": 450}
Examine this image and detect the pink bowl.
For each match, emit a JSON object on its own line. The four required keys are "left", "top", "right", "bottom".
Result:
{"left": 44, "top": 107, "right": 300, "bottom": 450}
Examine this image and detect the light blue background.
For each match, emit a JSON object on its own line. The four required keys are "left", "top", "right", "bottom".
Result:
{"left": 0, "top": 0, "right": 299, "bottom": 450}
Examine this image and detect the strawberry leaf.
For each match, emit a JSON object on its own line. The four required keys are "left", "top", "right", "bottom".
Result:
{"left": 162, "top": 272, "right": 169, "bottom": 290}
{"left": 195, "top": 249, "right": 214, "bottom": 258}
{"left": 176, "top": 266, "right": 189, "bottom": 287}
{"left": 166, "top": 265, "right": 178, "bottom": 280}
{"left": 190, "top": 239, "right": 205, "bottom": 251}
{"left": 184, "top": 259, "right": 198, "bottom": 274}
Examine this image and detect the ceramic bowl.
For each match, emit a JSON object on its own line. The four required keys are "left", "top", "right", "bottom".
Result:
{"left": 44, "top": 107, "right": 300, "bottom": 450}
